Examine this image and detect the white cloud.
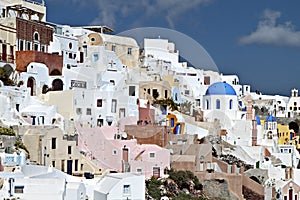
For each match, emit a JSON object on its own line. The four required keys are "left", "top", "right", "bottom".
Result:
{"left": 239, "top": 9, "right": 300, "bottom": 47}
{"left": 87, "top": 0, "right": 213, "bottom": 29}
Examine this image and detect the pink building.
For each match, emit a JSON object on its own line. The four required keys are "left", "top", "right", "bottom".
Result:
{"left": 137, "top": 99, "right": 155, "bottom": 125}
{"left": 77, "top": 126, "right": 170, "bottom": 178}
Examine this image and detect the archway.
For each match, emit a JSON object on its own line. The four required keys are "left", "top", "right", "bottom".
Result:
{"left": 27, "top": 77, "right": 36, "bottom": 96}
{"left": 52, "top": 79, "right": 63, "bottom": 91}
{"left": 289, "top": 121, "right": 299, "bottom": 134}
{"left": 50, "top": 69, "right": 61, "bottom": 76}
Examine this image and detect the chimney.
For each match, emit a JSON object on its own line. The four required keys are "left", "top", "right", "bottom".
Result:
{"left": 246, "top": 98, "right": 253, "bottom": 120}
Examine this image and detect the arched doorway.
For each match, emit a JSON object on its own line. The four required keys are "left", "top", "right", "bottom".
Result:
{"left": 50, "top": 69, "right": 61, "bottom": 76}
{"left": 27, "top": 77, "right": 36, "bottom": 96}
{"left": 52, "top": 79, "right": 63, "bottom": 91}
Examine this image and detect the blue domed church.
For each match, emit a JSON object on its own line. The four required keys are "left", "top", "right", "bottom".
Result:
{"left": 202, "top": 82, "right": 255, "bottom": 145}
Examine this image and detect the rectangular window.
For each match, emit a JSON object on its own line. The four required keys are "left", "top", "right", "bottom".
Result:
{"left": 119, "top": 108, "right": 125, "bottom": 118}
{"left": 86, "top": 108, "right": 92, "bottom": 115}
{"left": 196, "top": 99, "right": 201, "bottom": 107}
{"left": 75, "top": 159, "right": 78, "bottom": 171}
{"left": 111, "top": 99, "right": 117, "bottom": 113}
{"left": 19, "top": 40, "right": 24, "bottom": 51}
{"left": 93, "top": 53, "right": 99, "bottom": 62}
{"left": 41, "top": 45, "right": 46, "bottom": 52}
{"left": 129, "top": 86, "right": 135, "bottom": 96}
{"left": 137, "top": 168, "right": 142, "bottom": 174}
{"left": 34, "top": 43, "right": 39, "bottom": 51}
{"left": 14, "top": 186, "right": 24, "bottom": 194}
{"left": 123, "top": 185, "right": 130, "bottom": 194}
{"left": 112, "top": 45, "right": 116, "bottom": 52}
{"left": 26, "top": 41, "right": 31, "bottom": 50}
{"left": 204, "top": 76, "right": 210, "bottom": 85}
{"left": 185, "top": 90, "right": 190, "bottom": 95}
{"left": 51, "top": 138, "right": 56, "bottom": 149}
{"left": 127, "top": 47, "right": 132, "bottom": 55}
{"left": 68, "top": 146, "right": 72, "bottom": 154}
{"left": 97, "top": 99, "right": 102, "bottom": 107}
{"left": 76, "top": 108, "right": 82, "bottom": 115}
{"left": 61, "top": 160, "right": 65, "bottom": 172}
{"left": 149, "top": 152, "right": 155, "bottom": 158}
{"left": 164, "top": 90, "right": 168, "bottom": 98}
{"left": 52, "top": 161, "right": 55, "bottom": 167}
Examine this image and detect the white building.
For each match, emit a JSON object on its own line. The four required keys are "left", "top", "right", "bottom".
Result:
{"left": 93, "top": 173, "right": 145, "bottom": 200}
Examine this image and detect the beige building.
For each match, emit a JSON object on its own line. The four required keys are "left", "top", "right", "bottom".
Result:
{"left": 22, "top": 126, "right": 101, "bottom": 176}
{"left": 0, "top": 17, "right": 16, "bottom": 70}
{"left": 139, "top": 80, "right": 172, "bottom": 102}
{"left": 77, "top": 27, "right": 139, "bottom": 69}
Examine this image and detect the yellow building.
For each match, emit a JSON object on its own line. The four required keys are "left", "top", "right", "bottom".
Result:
{"left": 166, "top": 113, "right": 185, "bottom": 135}
{"left": 277, "top": 124, "right": 294, "bottom": 145}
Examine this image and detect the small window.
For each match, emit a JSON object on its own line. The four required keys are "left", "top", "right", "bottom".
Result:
{"left": 69, "top": 42, "right": 72, "bottom": 49}
{"left": 112, "top": 149, "right": 117, "bottom": 155}
{"left": 52, "top": 161, "right": 55, "bottom": 167}
{"left": 112, "top": 45, "right": 116, "bottom": 52}
{"left": 14, "top": 186, "right": 24, "bottom": 193}
{"left": 34, "top": 32, "right": 39, "bottom": 41}
{"left": 51, "top": 138, "right": 56, "bottom": 149}
{"left": 111, "top": 99, "right": 117, "bottom": 113}
{"left": 26, "top": 41, "right": 31, "bottom": 50}
{"left": 129, "top": 86, "right": 135, "bottom": 96}
{"left": 119, "top": 108, "right": 125, "bottom": 118}
{"left": 123, "top": 185, "right": 130, "bottom": 194}
{"left": 93, "top": 53, "right": 99, "bottom": 62}
{"left": 216, "top": 99, "right": 220, "bottom": 109}
{"left": 75, "top": 159, "right": 78, "bottom": 171}
{"left": 137, "top": 168, "right": 142, "bottom": 174}
{"left": 41, "top": 45, "right": 45, "bottom": 52}
{"left": 110, "top": 80, "right": 115, "bottom": 85}
{"left": 196, "top": 99, "right": 201, "bottom": 107}
{"left": 86, "top": 108, "right": 92, "bottom": 115}
{"left": 149, "top": 152, "right": 155, "bottom": 158}
{"left": 69, "top": 52, "right": 73, "bottom": 59}
{"left": 61, "top": 160, "right": 65, "bottom": 172}
{"left": 68, "top": 146, "right": 72, "bottom": 154}
{"left": 97, "top": 99, "right": 102, "bottom": 107}
{"left": 164, "top": 90, "right": 168, "bottom": 98}
{"left": 76, "top": 108, "right": 82, "bottom": 115}
{"left": 127, "top": 48, "right": 132, "bottom": 55}
{"left": 185, "top": 90, "right": 190, "bottom": 95}
{"left": 19, "top": 40, "right": 24, "bottom": 51}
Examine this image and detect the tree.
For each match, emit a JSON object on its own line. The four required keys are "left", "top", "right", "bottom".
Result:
{"left": 0, "top": 67, "right": 14, "bottom": 86}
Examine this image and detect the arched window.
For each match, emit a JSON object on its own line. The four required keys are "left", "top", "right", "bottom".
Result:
{"left": 205, "top": 99, "right": 209, "bottom": 110}
{"left": 229, "top": 99, "right": 233, "bottom": 110}
{"left": 34, "top": 32, "right": 39, "bottom": 41}
{"left": 216, "top": 99, "right": 220, "bottom": 109}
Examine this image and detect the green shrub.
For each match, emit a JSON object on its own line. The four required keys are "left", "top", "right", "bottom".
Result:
{"left": 0, "top": 127, "right": 16, "bottom": 136}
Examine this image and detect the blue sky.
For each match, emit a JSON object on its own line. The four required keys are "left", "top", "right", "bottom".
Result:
{"left": 45, "top": 0, "right": 300, "bottom": 96}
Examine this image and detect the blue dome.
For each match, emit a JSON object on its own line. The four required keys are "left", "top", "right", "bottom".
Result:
{"left": 265, "top": 115, "right": 276, "bottom": 122}
{"left": 256, "top": 115, "right": 261, "bottom": 125}
{"left": 205, "top": 82, "right": 237, "bottom": 96}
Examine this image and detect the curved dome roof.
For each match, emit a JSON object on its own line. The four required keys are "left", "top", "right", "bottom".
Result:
{"left": 205, "top": 82, "right": 237, "bottom": 96}
{"left": 266, "top": 115, "right": 276, "bottom": 122}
